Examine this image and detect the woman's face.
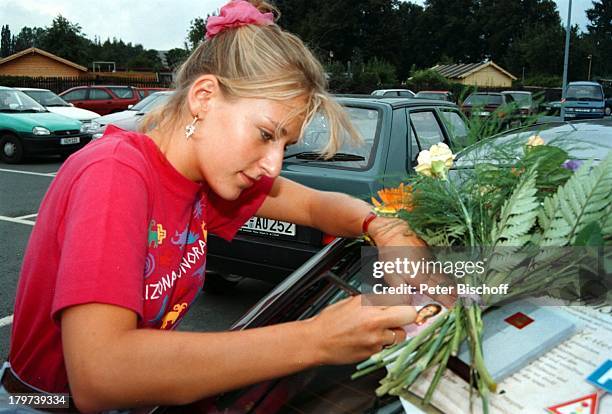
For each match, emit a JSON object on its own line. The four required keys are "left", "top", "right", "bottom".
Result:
{"left": 192, "top": 94, "right": 305, "bottom": 200}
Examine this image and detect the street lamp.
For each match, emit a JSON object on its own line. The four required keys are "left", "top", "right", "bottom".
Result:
{"left": 560, "top": 0, "right": 572, "bottom": 120}
{"left": 587, "top": 54, "right": 592, "bottom": 80}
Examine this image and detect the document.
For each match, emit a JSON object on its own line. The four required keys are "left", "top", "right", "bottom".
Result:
{"left": 405, "top": 305, "right": 612, "bottom": 414}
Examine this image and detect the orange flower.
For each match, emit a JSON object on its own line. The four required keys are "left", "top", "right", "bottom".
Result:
{"left": 371, "top": 183, "right": 414, "bottom": 215}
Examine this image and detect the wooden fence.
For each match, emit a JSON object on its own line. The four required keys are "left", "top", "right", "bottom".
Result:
{"left": 0, "top": 75, "right": 172, "bottom": 94}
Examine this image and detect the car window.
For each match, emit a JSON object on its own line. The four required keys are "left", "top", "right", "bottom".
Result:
{"left": 22, "top": 90, "right": 69, "bottom": 107}
{"left": 384, "top": 91, "right": 398, "bottom": 97}
{"left": 90, "top": 89, "right": 113, "bottom": 100}
{"left": 399, "top": 91, "right": 414, "bottom": 97}
{"left": 131, "top": 93, "right": 171, "bottom": 112}
{"left": 409, "top": 111, "right": 445, "bottom": 150}
{"left": 109, "top": 87, "right": 134, "bottom": 99}
{"left": 284, "top": 106, "right": 379, "bottom": 169}
{"left": 507, "top": 93, "right": 532, "bottom": 106}
{"left": 439, "top": 109, "right": 468, "bottom": 147}
{"left": 565, "top": 85, "right": 604, "bottom": 101}
{"left": 0, "top": 90, "right": 46, "bottom": 112}
{"left": 138, "top": 90, "right": 147, "bottom": 99}
{"left": 62, "top": 89, "right": 87, "bottom": 101}
{"left": 464, "top": 94, "right": 503, "bottom": 105}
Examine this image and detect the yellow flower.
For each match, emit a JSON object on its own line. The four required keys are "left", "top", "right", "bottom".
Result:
{"left": 526, "top": 134, "right": 544, "bottom": 147}
{"left": 371, "top": 183, "right": 414, "bottom": 215}
{"left": 415, "top": 143, "right": 455, "bottom": 178}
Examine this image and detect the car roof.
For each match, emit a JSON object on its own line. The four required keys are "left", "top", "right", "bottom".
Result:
{"left": 470, "top": 92, "right": 503, "bottom": 95}
{"left": 0, "top": 86, "right": 15, "bottom": 90}
{"left": 567, "top": 81, "right": 602, "bottom": 86}
{"left": 417, "top": 90, "right": 450, "bottom": 93}
{"left": 502, "top": 90, "right": 531, "bottom": 94}
{"left": 16, "top": 87, "right": 50, "bottom": 91}
{"left": 335, "top": 95, "right": 458, "bottom": 110}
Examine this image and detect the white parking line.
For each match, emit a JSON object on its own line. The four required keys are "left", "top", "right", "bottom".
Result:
{"left": 0, "top": 215, "right": 35, "bottom": 226}
{"left": 0, "top": 168, "right": 57, "bottom": 177}
{"left": 0, "top": 314, "right": 13, "bottom": 328}
{"left": 15, "top": 213, "right": 38, "bottom": 220}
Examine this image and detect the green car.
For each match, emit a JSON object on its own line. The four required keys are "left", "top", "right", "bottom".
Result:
{"left": 0, "top": 86, "right": 92, "bottom": 163}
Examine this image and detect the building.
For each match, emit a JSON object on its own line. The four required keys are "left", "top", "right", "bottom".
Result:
{"left": 0, "top": 47, "right": 88, "bottom": 77}
{"left": 431, "top": 61, "right": 517, "bottom": 88}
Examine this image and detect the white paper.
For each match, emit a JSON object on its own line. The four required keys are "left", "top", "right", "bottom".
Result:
{"left": 403, "top": 306, "right": 612, "bottom": 414}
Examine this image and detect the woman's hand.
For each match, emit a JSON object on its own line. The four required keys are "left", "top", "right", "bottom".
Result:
{"left": 368, "top": 216, "right": 426, "bottom": 247}
{"left": 306, "top": 295, "right": 416, "bottom": 365}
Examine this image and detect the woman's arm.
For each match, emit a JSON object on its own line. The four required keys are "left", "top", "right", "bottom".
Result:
{"left": 62, "top": 297, "right": 415, "bottom": 412}
{"left": 256, "top": 177, "right": 426, "bottom": 247}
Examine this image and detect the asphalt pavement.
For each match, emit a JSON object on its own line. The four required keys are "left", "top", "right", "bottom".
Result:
{"left": 0, "top": 155, "right": 273, "bottom": 362}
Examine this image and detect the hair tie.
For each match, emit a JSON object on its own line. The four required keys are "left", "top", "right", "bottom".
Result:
{"left": 205, "top": 0, "right": 275, "bottom": 40}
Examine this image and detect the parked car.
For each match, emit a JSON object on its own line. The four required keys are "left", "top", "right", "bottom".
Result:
{"left": 561, "top": 81, "right": 606, "bottom": 120}
{"left": 501, "top": 90, "right": 536, "bottom": 119}
{"left": 605, "top": 96, "right": 612, "bottom": 116}
{"left": 135, "top": 87, "right": 168, "bottom": 99}
{"left": 89, "top": 91, "right": 173, "bottom": 139}
{"left": 415, "top": 90, "right": 454, "bottom": 102}
{"left": 371, "top": 88, "right": 416, "bottom": 97}
{"left": 206, "top": 96, "right": 469, "bottom": 286}
{"left": 0, "top": 86, "right": 91, "bottom": 163}
{"left": 59, "top": 85, "right": 141, "bottom": 115}
{"left": 192, "top": 119, "right": 612, "bottom": 413}
{"left": 17, "top": 88, "right": 101, "bottom": 126}
{"left": 461, "top": 92, "right": 518, "bottom": 125}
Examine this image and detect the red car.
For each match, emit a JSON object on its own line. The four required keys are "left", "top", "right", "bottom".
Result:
{"left": 460, "top": 92, "right": 516, "bottom": 119}
{"left": 59, "top": 85, "right": 141, "bottom": 115}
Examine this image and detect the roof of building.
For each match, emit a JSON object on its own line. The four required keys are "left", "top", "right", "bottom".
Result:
{"left": 0, "top": 47, "right": 88, "bottom": 72}
{"left": 431, "top": 61, "right": 517, "bottom": 81}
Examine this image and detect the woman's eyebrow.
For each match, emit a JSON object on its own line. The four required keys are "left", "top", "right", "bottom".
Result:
{"left": 264, "top": 116, "right": 288, "bottom": 136}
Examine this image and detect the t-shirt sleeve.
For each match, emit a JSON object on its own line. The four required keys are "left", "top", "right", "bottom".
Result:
{"left": 51, "top": 158, "right": 150, "bottom": 322}
{"left": 207, "top": 176, "right": 274, "bottom": 241}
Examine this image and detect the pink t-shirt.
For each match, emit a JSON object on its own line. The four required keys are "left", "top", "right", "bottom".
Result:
{"left": 9, "top": 125, "right": 273, "bottom": 393}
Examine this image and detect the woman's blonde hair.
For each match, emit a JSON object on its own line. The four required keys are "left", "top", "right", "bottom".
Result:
{"left": 141, "top": 0, "right": 359, "bottom": 157}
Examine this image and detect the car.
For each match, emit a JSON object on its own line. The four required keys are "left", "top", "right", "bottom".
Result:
{"left": 460, "top": 92, "right": 518, "bottom": 125}
{"left": 89, "top": 91, "right": 173, "bottom": 139}
{"left": 59, "top": 85, "right": 141, "bottom": 115}
{"left": 0, "top": 86, "right": 92, "bottom": 163}
{"left": 135, "top": 87, "right": 169, "bottom": 99}
{"left": 415, "top": 90, "right": 454, "bottom": 102}
{"left": 501, "top": 90, "right": 537, "bottom": 118}
{"left": 604, "top": 96, "right": 611, "bottom": 117}
{"left": 17, "top": 88, "right": 101, "bottom": 125}
{"left": 206, "top": 96, "right": 469, "bottom": 287}
{"left": 192, "top": 119, "right": 612, "bottom": 413}
{"left": 371, "top": 88, "right": 416, "bottom": 97}
{"left": 561, "top": 81, "right": 606, "bottom": 121}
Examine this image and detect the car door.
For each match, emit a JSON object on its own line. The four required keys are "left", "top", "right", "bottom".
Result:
{"left": 408, "top": 109, "right": 451, "bottom": 154}
{"left": 87, "top": 88, "right": 115, "bottom": 115}
{"left": 60, "top": 88, "right": 88, "bottom": 109}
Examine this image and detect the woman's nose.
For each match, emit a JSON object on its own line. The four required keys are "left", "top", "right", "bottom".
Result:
{"left": 259, "top": 146, "right": 284, "bottom": 178}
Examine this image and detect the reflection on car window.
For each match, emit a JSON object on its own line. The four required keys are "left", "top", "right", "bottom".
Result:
{"left": 565, "top": 85, "right": 604, "bottom": 101}
{"left": 109, "top": 87, "right": 134, "bottom": 99}
{"left": 23, "top": 90, "right": 68, "bottom": 107}
{"left": 90, "top": 89, "right": 113, "bottom": 100}
{"left": 464, "top": 94, "right": 503, "bottom": 105}
{"left": 0, "top": 90, "right": 46, "bottom": 111}
{"left": 284, "top": 106, "right": 379, "bottom": 169}
{"left": 409, "top": 111, "right": 444, "bottom": 150}
{"left": 440, "top": 109, "right": 468, "bottom": 146}
{"left": 62, "top": 89, "right": 87, "bottom": 101}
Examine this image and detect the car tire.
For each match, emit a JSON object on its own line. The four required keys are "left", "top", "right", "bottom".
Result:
{"left": 204, "top": 271, "right": 244, "bottom": 293}
{"left": 0, "top": 134, "right": 24, "bottom": 164}
{"left": 605, "top": 107, "right": 611, "bottom": 117}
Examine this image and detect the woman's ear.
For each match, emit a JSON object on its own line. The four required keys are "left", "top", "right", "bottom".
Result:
{"left": 187, "top": 75, "right": 221, "bottom": 117}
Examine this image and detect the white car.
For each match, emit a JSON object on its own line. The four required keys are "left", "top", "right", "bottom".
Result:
{"left": 371, "top": 88, "right": 416, "bottom": 97}
{"left": 17, "top": 87, "right": 100, "bottom": 126}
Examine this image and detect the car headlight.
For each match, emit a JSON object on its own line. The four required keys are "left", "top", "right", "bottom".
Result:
{"left": 80, "top": 121, "right": 101, "bottom": 133}
{"left": 32, "top": 126, "right": 51, "bottom": 135}
{"left": 80, "top": 124, "right": 87, "bottom": 133}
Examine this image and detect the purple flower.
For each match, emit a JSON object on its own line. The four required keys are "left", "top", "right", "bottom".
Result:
{"left": 562, "top": 159, "right": 582, "bottom": 172}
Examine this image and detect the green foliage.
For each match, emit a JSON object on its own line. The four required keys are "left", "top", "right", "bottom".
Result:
{"left": 187, "top": 17, "right": 206, "bottom": 50}
{"left": 165, "top": 48, "right": 190, "bottom": 70}
{"left": 363, "top": 57, "right": 398, "bottom": 85}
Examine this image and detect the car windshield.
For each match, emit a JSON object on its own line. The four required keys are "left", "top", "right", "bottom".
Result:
{"left": 131, "top": 92, "right": 171, "bottom": 112}
{"left": 464, "top": 94, "right": 502, "bottom": 105}
{"left": 21, "top": 90, "right": 70, "bottom": 107}
{"left": 0, "top": 90, "right": 47, "bottom": 112}
{"left": 565, "top": 85, "right": 604, "bottom": 101}
{"left": 506, "top": 93, "right": 532, "bottom": 107}
{"left": 283, "top": 106, "right": 379, "bottom": 169}
{"left": 417, "top": 92, "right": 446, "bottom": 100}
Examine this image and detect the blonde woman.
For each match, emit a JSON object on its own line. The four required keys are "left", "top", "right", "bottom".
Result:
{"left": 6, "top": 1, "right": 422, "bottom": 411}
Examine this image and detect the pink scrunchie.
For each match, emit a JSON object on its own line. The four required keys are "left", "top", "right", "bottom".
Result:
{"left": 206, "top": 0, "right": 275, "bottom": 40}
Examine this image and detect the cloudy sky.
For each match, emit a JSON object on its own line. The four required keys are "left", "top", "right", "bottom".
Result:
{"left": 1, "top": 0, "right": 593, "bottom": 51}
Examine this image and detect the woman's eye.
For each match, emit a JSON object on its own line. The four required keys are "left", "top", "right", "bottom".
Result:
{"left": 260, "top": 129, "right": 274, "bottom": 141}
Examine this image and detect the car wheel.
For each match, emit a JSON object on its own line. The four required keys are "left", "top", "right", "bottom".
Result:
{"left": 605, "top": 107, "right": 611, "bottom": 117}
{"left": 204, "top": 271, "right": 244, "bottom": 293}
{"left": 0, "top": 134, "right": 24, "bottom": 164}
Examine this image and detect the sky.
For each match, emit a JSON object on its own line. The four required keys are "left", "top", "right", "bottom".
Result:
{"left": 0, "top": 0, "right": 593, "bottom": 51}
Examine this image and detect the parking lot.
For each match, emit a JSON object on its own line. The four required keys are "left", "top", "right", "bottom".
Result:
{"left": 0, "top": 156, "right": 274, "bottom": 361}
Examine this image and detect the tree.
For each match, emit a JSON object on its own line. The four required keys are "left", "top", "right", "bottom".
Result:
{"left": 586, "top": 0, "right": 612, "bottom": 77}
{"left": 1, "top": 25, "right": 11, "bottom": 57}
{"left": 37, "top": 15, "right": 92, "bottom": 65}
{"left": 187, "top": 17, "right": 206, "bottom": 50}
{"left": 13, "top": 26, "right": 45, "bottom": 52}
{"left": 165, "top": 48, "right": 190, "bottom": 69}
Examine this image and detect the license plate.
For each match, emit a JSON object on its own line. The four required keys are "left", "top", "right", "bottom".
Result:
{"left": 574, "top": 108, "right": 589, "bottom": 112}
{"left": 241, "top": 217, "right": 296, "bottom": 236}
{"left": 60, "top": 137, "right": 80, "bottom": 145}
{"left": 476, "top": 111, "right": 490, "bottom": 116}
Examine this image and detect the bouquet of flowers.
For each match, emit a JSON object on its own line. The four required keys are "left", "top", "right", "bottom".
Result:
{"left": 353, "top": 136, "right": 612, "bottom": 412}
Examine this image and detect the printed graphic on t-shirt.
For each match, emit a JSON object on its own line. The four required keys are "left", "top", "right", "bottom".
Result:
{"left": 148, "top": 220, "right": 167, "bottom": 247}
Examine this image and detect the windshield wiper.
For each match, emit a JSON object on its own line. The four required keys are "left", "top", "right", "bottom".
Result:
{"left": 284, "top": 151, "right": 365, "bottom": 161}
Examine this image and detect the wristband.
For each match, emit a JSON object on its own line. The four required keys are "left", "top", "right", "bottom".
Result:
{"left": 362, "top": 211, "right": 378, "bottom": 242}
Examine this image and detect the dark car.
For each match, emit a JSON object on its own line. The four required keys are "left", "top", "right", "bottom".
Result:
{"left": 193, "top": 119, "right": 612, "bottom": 413}
{"left": 59, "top": 85, "right": 141, "bottom": 115}
{"left": 206, "top": 96, "right": 469, "bottom": 287}
{"left": 415, "top": 90, "right": 454, "bottom": 102}
{"left": 561, "top": 81, "right": 606, "bottom": 121}
{"left": 460, "top": 92, "right": 517, "bottom": 121}
{"left": 606, "top": 97, "right": 612, "bottom": 117}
